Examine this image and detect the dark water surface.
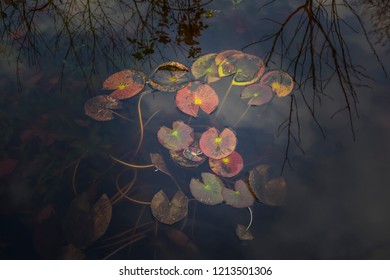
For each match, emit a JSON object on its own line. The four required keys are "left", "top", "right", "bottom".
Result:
{"left": 0, "top": 0, "right": 389, "bottom": 259}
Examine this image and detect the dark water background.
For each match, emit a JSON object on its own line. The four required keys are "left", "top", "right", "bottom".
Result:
{"left": 0, "top": 0, "right": 389, "bottom": 259}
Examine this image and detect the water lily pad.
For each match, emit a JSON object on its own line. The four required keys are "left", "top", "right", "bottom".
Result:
{"left": 241, "top": 83, "right": 273, "bottom": 106}
{"left": 149, "top": 61, "right": 190, "bottom": 92}
{"left": 222, "top": 180, "right": 255, "bottom": 208}
{"left": 63, "top": 193, "right": 112, "bottom": 248}
{"left": 84, "top": 95, "right": 122, "bottom": 121}
{"left": 189, "top": 172, "right": 224, "bottom": 205}
{"left": 191, "top": 53, "right": 220, "bottom": 83}
{"left": 151, "top": 190, "right": 188, "bottom": 225}
{"left": 218, "top": 53, "right": 265, "bottom": 85}
{"left": 248, "top": 165, "right": 287, "bottom": 206}
{"left": 215, "top": 49, "right": 243, "bottom": 65}
{"left": 236, "top": 224, "right": 254, "bottom": 241}
{"left": 169, "top": 133, "right": 206, "bottom": 168}
{"left": 103, "top": 70, "right": 146, "bottom": 99}
{"left": 150, "top": 153, "right": 171, "bottom": 176}
{"left": 199, "top": 127, "right": 237, "bottom": 160}
{"left": 209, "top": 150, "right": 244, "bottom": 178}
{"left": 157, "top": 121, "right": 194, "bottom": 151}
{"left": 260, "top": 70, "right": 294, "bottom": 97}
{"left": 176, "top": 81, "right": 219, "bottom": 117}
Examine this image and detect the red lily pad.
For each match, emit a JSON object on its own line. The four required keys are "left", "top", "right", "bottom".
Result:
{"left": 260, "top": 70, "right": 294, "bottom": 97}
{"left": 151, "top": 190, "right": 188, "bottom": 225}
{"left": 103, "top": 70, "right": 146, "bottom": 99}
{"left": 209, "top": 150, "right": 244, "bottom": 178}
{"left": 241, "top": 83, "right": 273, "bottom": 106}
{"left": 248, "top": 165, "right": 287, "bottom": 206}
{"left": 157, "top": 121, "right": 194, "bottom": 151}
{"left": 149, "top": 61, "right": 190, "bottom": 92}
{"left": 191, "top": 53, "right": 220, "bottom": 83}
{"left": 222, "top": 180, "right": 255, "bottom": 208}
{"left": 199, "top": 127, "right": 236, "bottom": 160}
{"left": 189, "top": 172, "right": 224, "bottom": 205}
{"left": 176, "top": 81, "right": 219, "bottom": 117}
{"left": 218, "top": 53, "right": 265, "bottom": 85}
{"left": 84, "top": 95, "right": 122, "bottom": 121}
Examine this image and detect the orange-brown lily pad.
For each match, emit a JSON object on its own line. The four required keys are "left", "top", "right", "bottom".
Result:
{"left": 189, "top": 172, "right": 224, "bottom": 205}
{"left": 215, "top": 49, "right": 243, "bottom": 65}
{"left": 150, "top": 190, "right": 188, "bottom": 225}
{"left": 222, "top": 180, "right": 255, "bottom": 208}
{"left": 63, "top": 193, "right": 112, "bottom": 248}
{"left": 84, "top": 95, "right": 122, "bottom": 121}
{"left": 241, "top": 83, "right": 273, "bottom": 106}
{"left": 248, "top": 165, "right": 287, "bottom": 206}
{"left": 236, "top": 224, "right": 254, "bottom": 241}
{"left": 103, "top": 70, "right": 146, "bottom": 99}
{"left": 191, "top": 53, "right": 220, "bottom": 83}
{"left": 209, "top": 150, "right": 244, "bottom": 178}
{"left": 149, "top": 61, "right": 190, "bottom": 92}
{"left": 199, "top": 127, "right": 237, "bottom": 160}
{"left": 260, "top": 70, "right": 294, "bottom": 97}
{"left": 176, "top": 81, "right": 219, "bottom": 117}
{"left": 157, "top": 121, "right": 194, "bottom": 151}
{"left": 218, "top": 53, "right": 265, "bottom": 85}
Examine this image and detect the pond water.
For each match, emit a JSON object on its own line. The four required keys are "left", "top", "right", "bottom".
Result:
{"left": 0, "top": 0, "right": 389, "bottom": 259}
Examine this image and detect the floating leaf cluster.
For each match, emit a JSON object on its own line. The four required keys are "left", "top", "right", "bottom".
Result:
{"left": 82, "top": 50, "right": 292, "bottom": 245}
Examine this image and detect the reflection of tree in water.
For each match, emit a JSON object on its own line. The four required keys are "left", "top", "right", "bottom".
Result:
{"left": 243, "top": 0, "right": 387, "bottom": 168}
{"left": 361, "top": 0, "right": 390, "bottom": 52}
{"left": 0, "top": 0, "right": 211, "bottom": 91}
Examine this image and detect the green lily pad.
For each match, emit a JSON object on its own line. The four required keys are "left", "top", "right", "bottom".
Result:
{"left": 189, "top": 172, "right": 224, "bottom": 205}
{"left": 151, "top": 190, "right": 188, "bottom": 225}
{"left": 218, "top": 53, "right": 265, "bottom": 85}
{"left": 157, "top": 121, "right": 194, "bottom": 151}
{"left": 222, "top": 180, "right": 255, "bottom": 208}
{"left": 149, "top": 61, "right": 190, "bottom": 92}
{"left": 215, "top": 49, "right": 243, "bottom": 65}
{"left": 241, "top": 83, "right": 273, "bottom": 106}
{"left": 191, "top": 53, "right": 220, "bottom": 83}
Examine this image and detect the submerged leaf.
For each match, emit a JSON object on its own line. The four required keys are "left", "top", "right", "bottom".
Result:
{"left": 157, "top": 121, "right": 194, "bottom": 151}
{"left": 176, "top": 81, "right": 219, "bottom": 117}
{"left": 248, "top": 165, "right": 287, "bottom": 206}
{"left": 218, "top": 53, "right": 265, "bottom": 85}
{"left": 236, "top": 224, "right": 254, "bottom": 241}
{"left": 222, "top": 180, "right": 255, "bottom": 208}
{"left": 63, "top": 193, "right": 112, "bottom": 248}
{"left": 260, "top": 70, "right": 294, "bottom": 97}
{"left": 151, "top": 190, "right": 188, "bottom": 225}
{"left": 241, "top": 83, "right": 273, "bottom": 106}
{"left": 103, "top": 70, "right": 146, "bottom": 99}
{"left": 191, "top": 53, "right": 220, "bottom": 83}
{"left": 209, "top": 150, "right": 244, "bottom": 178}
{"left": 150, "top": 153, "right": 171, "bottom": 176}
{"left": 189, "top": 172, "right": 224, "bottom": 205}
{"left": 149, "top": 61, "right": 190, "bottom": 92}
{"left": 199, "top": 127, "right": 237, "bottom": 160}
{"left": 84, "top": 95, "right": 122, "bottom": 121}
